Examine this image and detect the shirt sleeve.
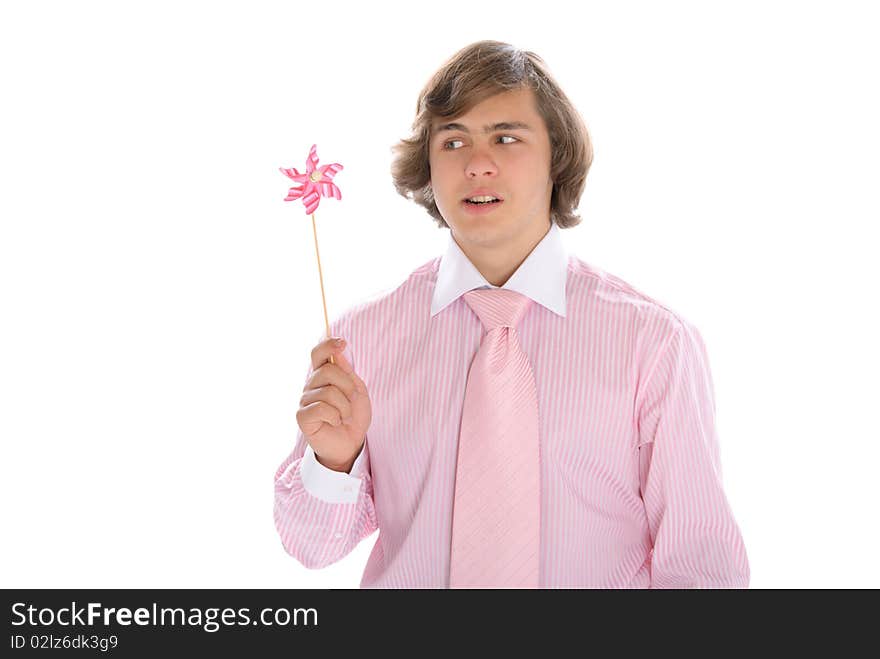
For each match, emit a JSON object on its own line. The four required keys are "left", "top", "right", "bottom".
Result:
{"left": 636, "top": 318, "right": 750, "bottom": 588}
{"left": 274, "top": 431, "right": 377, "bottom": 569}
{"left": 273, "top": 322, "right": 378, "bottom": 570}
{"left": 300, "top": 441, "right": 368, "bottom": 502}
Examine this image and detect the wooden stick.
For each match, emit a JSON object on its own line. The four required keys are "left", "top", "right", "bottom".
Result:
{"left": 311, "top": 211, "right": 334, "bottom": 365}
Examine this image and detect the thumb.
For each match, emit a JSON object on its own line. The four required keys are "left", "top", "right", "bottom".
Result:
{"left": 334, "top": 350, "right": 368, "bottom": 394}
{"left": 350, "top": 369, "right": 368, "bottom": 395}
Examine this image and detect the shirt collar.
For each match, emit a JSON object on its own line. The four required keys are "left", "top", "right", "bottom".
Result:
{"left": 430, "top": 221, "right": 568, "bottom": 318}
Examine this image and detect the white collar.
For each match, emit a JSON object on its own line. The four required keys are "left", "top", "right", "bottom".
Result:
{"left": 430, "top": 222, "right": 568, "bottom": 318}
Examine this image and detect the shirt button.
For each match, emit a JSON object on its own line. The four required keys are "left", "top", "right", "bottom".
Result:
{"left": 334, "top": 533, "right": 343, "bottom": 539}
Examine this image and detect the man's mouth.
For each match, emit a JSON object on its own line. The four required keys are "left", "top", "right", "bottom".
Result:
{"left": 464, "top": 196, "right": 502, "bottom": 205}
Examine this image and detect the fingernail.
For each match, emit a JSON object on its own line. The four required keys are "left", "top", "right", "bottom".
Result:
{"left": 334, "top": 338, "right": 346, "bottom": 346}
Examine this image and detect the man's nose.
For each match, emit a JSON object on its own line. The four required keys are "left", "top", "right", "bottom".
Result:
{"left": 465, "top": 153, "right": 498, "bottom": 177}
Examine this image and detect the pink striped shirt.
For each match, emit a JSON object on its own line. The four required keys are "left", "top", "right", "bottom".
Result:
{"left": 274, "top": 223, "right": 750, "bottom": 588}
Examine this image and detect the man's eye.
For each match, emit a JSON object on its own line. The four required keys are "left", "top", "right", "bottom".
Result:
{"left": 443, "top": 136, "right": 518, "bottom": 150}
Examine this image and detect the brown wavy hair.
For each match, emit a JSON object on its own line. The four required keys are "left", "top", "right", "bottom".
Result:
{"left": 390, "top": 40, "right": 593, "bottom": 230}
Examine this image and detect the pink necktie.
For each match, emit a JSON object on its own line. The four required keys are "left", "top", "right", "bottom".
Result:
{"left": 449, "top": 288, "right": 541, "bottom": 588}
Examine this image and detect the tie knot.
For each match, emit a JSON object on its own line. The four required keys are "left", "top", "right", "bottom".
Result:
{"left": 463, "top": 288, "right": 533, "bottom": 331}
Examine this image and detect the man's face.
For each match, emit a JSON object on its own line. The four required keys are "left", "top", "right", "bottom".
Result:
{"left": 428, "top": 87, "right": 554, "bottom": 252}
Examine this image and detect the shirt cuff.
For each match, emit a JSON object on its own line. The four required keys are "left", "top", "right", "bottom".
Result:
{"left": 300, "top": 443, "right": 365, "bottom": 504}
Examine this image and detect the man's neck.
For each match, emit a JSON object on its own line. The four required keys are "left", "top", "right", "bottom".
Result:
{"left": 455, "top": 221, "right": 551, "bottom": 287}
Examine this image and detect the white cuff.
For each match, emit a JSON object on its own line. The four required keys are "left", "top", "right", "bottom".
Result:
{"left": 300, "top": 443, "right": 365, "bottom": 504}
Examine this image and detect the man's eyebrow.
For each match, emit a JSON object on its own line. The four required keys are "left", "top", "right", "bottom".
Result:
{"left": 433, "top": 121, "right": 533, "bottom": 135}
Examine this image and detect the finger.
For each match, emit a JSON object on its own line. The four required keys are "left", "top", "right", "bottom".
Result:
{"left": 298, "top": 400, "right": 343, "bottom": 429}
{"left": 310, "top": 336, "right": 347, "bottom": 371}
{"left": 307, "top": 362, "right": 358, "bottom": 400}
{"left": 300, "top": 385, "right": 353, "bottom": 421}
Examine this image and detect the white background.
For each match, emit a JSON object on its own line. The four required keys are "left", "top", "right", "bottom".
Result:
{"left": 1, "top": 0, "right": 877, "bottom": 589}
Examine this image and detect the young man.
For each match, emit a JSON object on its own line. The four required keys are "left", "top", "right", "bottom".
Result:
{"left": 274, "top": 41, "right": 750, "bottom": 588}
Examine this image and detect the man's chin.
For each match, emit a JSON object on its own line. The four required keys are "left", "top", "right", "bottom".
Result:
{"left": 450, "top": 223, "right": 512, "bottom": 248}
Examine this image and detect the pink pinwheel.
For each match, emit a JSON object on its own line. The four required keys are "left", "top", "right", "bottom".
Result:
{"left": 278, "top": 143, "right": 345, "bottom": 365}
{"left": 279, "top": 144, "right": 343, "bottom": 215}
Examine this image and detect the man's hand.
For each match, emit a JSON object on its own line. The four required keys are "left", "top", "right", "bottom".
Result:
{"left": 296, "top": 337, "right": 372, "bottom": 473}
